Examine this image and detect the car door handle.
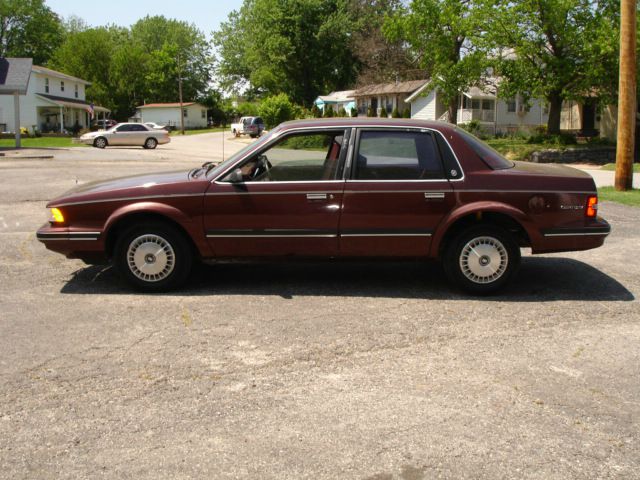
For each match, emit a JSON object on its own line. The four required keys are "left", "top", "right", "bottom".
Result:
{"left": 306, "top": 193, "right": 328, "bottom": 201}
{"left": 424, "top": 192, "right": 445, "bottom": 200}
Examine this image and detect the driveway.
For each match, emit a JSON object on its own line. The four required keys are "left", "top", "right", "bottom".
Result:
{"left": 0, "top": 135, "right": 638, "bottom": 479}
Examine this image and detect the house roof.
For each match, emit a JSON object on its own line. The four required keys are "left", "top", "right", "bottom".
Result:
{"left": 36, "top": 93, "right": 110, "bottom": 112}
{"left": 0, "top": 57, "right": 32, "bottom": 94}
{"left": 354, "top": 80, "right": 428, "bottom": 97}
{"left": 31, "top": 65, "right": 91, "bottom": 85}
{"left": 137, "top": 102, "right": 199, "bottom": 109}
{"left": 316, "top": 90, "right": 355, "bottom": 103}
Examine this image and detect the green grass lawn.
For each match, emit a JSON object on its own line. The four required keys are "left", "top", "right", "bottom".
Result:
{"left": 0, "top": 137, "right": 86, "bottom": 148}
{"left": 170, "top": 127, "right": 226, "bottom": 136}
{"left": 598, "top": 186, "right": 640, "bottom": 207}
{"left": 600, "top": 162, "right": 640, "bottom": 172}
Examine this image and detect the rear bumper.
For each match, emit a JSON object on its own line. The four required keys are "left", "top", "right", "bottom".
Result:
{"left": 534, "top": 218, "right": 611, "bottom": 253}
{"left": 36, "top": 223, "right": 107, "bottom": 262}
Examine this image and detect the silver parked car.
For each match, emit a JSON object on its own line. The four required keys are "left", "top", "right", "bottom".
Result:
{"left": 80, "top": 123, "right": 171, "bottom": 149}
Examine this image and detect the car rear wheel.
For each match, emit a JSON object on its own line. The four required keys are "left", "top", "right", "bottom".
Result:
{"left": 114, "top": 222, "right": 193, "bottom": 292}
{"left": 443, "top": 224, "right": 520, "bottom": 295}
{"left": 93, "top": 137, "right": 107, "bottom": 148}
{"left": 144, "top": 137, "right": 158, "bottom": 149}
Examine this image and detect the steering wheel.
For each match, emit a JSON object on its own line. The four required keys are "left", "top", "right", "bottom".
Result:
{"left": 252, "top": 154, "right": 272, "bottom": 180}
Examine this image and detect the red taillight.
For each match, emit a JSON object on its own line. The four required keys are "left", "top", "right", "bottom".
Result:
{"left": 586, "top": 195, "right": 598, "bottom": 218}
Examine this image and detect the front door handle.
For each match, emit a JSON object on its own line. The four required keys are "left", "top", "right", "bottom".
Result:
{"left": 306, "top": 193, "right": 328, "bottom": 201}
{"left": 424, "top": 192, "right": 445, "bottom": 200}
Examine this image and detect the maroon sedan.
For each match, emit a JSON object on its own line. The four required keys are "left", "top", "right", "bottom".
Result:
{"left": 37, "top": 118, "right": 610, "bottom": 294}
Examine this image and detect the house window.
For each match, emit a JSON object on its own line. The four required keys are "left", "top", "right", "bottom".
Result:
{"left": 482, "top": 100, "right": 494, "bottom": 111}
{"left": 45, "top": 78, "right": 49, "bottom": 93}
{"left": 201, "top": 109, "right": 206, "bottom": 119}
{"left": 74, "top": 84, "right": 78, "bottom": 99}
{"left": 61, "top": 81, "right": 65, "bottom": 92}
{"left": 471, "top": 99, "right": 480, "bottom": 110}
{"left": 507, "top": 99, "right": 516, "bottom": 113}
{"left": 183, "top": 109, "right": 188, "bottom": 118}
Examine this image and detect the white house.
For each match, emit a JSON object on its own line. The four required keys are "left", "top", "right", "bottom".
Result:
{"left": 0, "top": 60, "right": 109, "bottom": 133}
{"left": 133, "top": 102, "right": 208, "bottom": 129}
{"left": 406, "top": 80, "right": 550, "bottom": 135}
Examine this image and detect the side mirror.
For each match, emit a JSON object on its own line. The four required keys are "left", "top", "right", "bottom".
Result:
{"left": 227, "top": 168, "right": 244, "bottom": 183}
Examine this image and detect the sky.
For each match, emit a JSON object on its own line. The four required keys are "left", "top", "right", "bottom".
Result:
{"left": 45, "top": 0, "right": 244, "bottom": 37}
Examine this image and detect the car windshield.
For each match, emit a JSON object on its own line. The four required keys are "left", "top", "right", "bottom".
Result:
{"left": 456, "top": 128, "right": 515, "bottom": 170}
{"left": 205, "top": 126, "right": 282, "bottom": 178}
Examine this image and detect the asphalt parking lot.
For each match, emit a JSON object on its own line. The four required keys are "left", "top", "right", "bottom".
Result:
{"left": 0, "top": 134, "right": 639, "bottom": 479}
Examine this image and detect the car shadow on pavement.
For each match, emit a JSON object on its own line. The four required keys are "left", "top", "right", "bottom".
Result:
{"left": 60, "top": 256, "right": 634, "bottom": 302}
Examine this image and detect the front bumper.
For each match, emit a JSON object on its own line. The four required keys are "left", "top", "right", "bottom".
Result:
{"left": 36, "top": 223, "right": 107, "bottom": 263}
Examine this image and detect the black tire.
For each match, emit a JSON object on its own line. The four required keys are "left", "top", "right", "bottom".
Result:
{"left": 93, "top": 137, "right": 107, "bottom": 149}
{"left": 113, "top": 222, "right": 193, "bottom": 292}
{"left": 144, "top": 137, "right": 158, "bottom": 149}
{"left": 443, "top": 224, "right": 520, "bottom": 295}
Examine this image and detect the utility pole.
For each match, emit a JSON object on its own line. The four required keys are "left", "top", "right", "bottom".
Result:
{"left": 615, "top": 0, "right": 637, "bottom": 191}
{"left": 178, "top": 53, "right": 185, "bottom": 135}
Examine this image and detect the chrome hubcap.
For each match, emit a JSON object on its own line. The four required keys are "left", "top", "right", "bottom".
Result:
{"left": 127, "top": 234, "right": 175, "bottom": 282}
{"left": 459, "top": 236, "right": 508, "bottom": 284}
{"left": 96, "top": 139, "right": 105, "bottom": 147}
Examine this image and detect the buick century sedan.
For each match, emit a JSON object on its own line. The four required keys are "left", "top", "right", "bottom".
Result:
{"left": 79, "top": 122, "right": 171, "bottom": 149}
{"left": 37, "top": 118, "right": 610, "bottom": 294}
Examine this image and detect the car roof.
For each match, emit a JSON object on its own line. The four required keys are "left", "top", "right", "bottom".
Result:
{"left": 277, "top": 117, "right": 458, "bottom": 134}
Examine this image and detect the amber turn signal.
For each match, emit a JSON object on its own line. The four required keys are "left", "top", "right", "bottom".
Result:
{"left": 51, "top": 208, "right": 65, "bottom": 223}
{"left": 586, "top": 196, "right": 598, "bottom": 218}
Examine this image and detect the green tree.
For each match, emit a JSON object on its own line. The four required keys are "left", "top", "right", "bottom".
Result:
{"left": 131, "top": 16, "right": 212, "bottom": 103}
{"left": 384, "top": 0, "right": 488, "bottom": 124}
{"left": 258, "top": 93, "right": 295, "bottom": 128}
{"left": 214, "top": 0, "right": 359, "bottom": 105}
{"left": 0, "top": 0, "right": 64, "bottom": 65}
{"left": 485, "top": 0, "right": 620, "bottom": 134}
{"left": 49, "top": 26, "right": 126, "bottom": 112}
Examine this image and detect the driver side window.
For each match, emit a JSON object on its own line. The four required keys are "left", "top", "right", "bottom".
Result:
{"left": 225, "top": 130, "right": 346, "bottom": 182}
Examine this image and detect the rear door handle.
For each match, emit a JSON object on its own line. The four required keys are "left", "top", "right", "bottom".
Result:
{"left": 306, "top": 193, "right": 328, "bottom": 200}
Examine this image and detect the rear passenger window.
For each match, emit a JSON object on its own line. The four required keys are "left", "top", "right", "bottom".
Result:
{"left": 355, "top": 131, "right": 444, "bottom": 180}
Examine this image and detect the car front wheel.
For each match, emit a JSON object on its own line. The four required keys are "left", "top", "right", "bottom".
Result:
{"left": 144, "top": 137, "right": 158, "bottom": 149}
{"left": 114, "top": 222, "right": 193, "bottom": 292}
{"left": 93, "top": 137, "right": 107, "bottom": 148}
{"left": 443, "top": 224, "right": 520, "bottom": 295}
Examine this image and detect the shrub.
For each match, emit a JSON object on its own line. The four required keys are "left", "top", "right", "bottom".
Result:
{"left": 402, "top": 108, "right": 411, "bottom": 118}
{"left": 526, "top": 133, "right": 578, "bottom": 145}
{"left": 258, "top": 93, "right": 295, "bottom": 128}
{"left": 311, "top": 104, "right": 322, "bottom": 118}
{"left": 237, "top": 102, "right": 260, "bottom": 117}
{"left": 461, "top": 120, "right": 482, "bottom": 135}
{"left": 392, "top": 107, "right": 401, "bottom": 118}
{"left": 323, "top": 106, "right": 334, "bottom": 117}
{"left": 379, "top": 106, "right": 388, "bottom": 118}
{"left": 367, "top": 107, "right": 375, "bottom": 117}
{"left": 338, "top": 107, "right": 347, "bottom": 117}
{"left": 350, "top": 107, "right": 357, "bottom": 117}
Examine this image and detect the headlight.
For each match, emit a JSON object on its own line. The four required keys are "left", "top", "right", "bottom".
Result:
{"left": 50, "top": 208, "right": 65, "bottom": 223}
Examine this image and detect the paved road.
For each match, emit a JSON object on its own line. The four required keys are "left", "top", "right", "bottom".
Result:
{"left": 0, "top": 134, "right": 639, "bottom": 479}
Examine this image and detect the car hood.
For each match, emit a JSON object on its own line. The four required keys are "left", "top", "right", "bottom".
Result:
{"left": 47, "top": 170, "right": 203, "bottom": 207}
{"left": 81, "top": 130, "right": 108, "bottom": 138}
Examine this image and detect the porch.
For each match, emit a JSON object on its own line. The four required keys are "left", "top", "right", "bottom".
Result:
{"left": 35, "top": 95, "right": 110, "bottom": 133}
{"left": 457, "top": 96, "right": 496, "bottom": 124}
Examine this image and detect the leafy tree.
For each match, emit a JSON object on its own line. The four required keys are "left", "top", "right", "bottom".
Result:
{"left": 384, "top": 0, "right": 488, "bottom": 124}
{"left": 214, "top": 0, "right": 359, "bottom": 105}
{"left": 131, "top": 16, "right": 212, "bottom": 104}
{"left": 347, "top": 0, "right": 416, "bottom": 85}
{"left": 484, "top": 0, "right": 620, "bottom": 134}
{"left": 0, "top": 0, "right": 64, "bottom": 64}
{"left": 49, "top": 26, "right": 126, "bottom": 111}
{"left": 258, "top": 93, "right": 295, "bottom": 128}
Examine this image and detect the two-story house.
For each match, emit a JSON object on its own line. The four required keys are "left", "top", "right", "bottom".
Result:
{"left": 0, "top": 61, "right": 109, "bottom": 134}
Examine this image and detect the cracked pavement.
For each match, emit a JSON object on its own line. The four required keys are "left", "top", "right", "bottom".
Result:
{"left": 0, "top": 135, "right": 639, "bottom": 479}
